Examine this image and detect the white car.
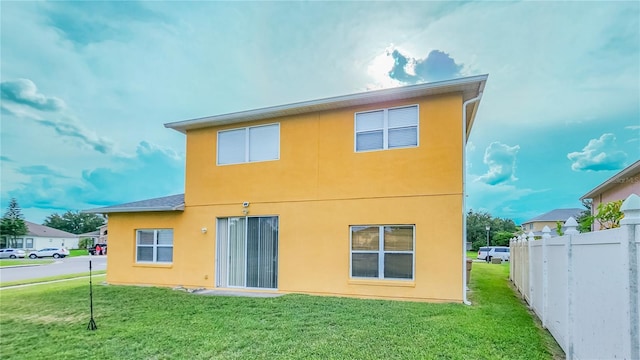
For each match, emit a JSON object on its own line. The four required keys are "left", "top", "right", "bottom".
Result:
{"left": 28, "top": 247, "right": 69, "bottom": 259}
{"left": 0, "top": 248, "right": 26, "bottom": 259}
{"left": 487, "top": 246, "right": 510, "bottom": 262}
{"left": 477, "top": 246, "right": 494, "bottom": 260}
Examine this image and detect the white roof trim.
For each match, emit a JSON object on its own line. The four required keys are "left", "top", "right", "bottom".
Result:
{"left": 580, "top": 160, "right": 640, "bottom": 200}
{"left": 83, "top": 204, "right": 184, "bottom": 214}
{"left": 165, "top": 75, "right": 488, "bottom": 133}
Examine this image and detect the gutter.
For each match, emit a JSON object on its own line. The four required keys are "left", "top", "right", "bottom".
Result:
{"left": 461, "top": 92, "right": 483, "bottom": 306}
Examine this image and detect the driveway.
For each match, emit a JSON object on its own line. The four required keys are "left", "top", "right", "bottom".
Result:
{"left": 0, "top": 255, "right": 107, "bottom": 283}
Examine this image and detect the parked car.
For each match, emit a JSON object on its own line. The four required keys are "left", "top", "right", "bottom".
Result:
{"left": 0, "top": 248, "right": 26, "bottom": 259}
{"left": 487, "top": 246, "right": 510, "bottom": 262}
{"left": 28, "top": 247, "right": 69, "bottom": 259}
{"left": 477, "top": 246, "right": 494, "bottom": 260}
{"left": 88, "top": 243, "right": 107, "bottom": 255}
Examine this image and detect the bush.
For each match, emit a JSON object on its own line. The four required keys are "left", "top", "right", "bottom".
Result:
{"left": 78, "top": 237, "right": 93, "bottom": 249}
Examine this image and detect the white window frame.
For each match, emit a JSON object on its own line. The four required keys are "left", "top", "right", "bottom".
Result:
{"left": 217, "top": 123, "right": 280, "bottom": 165}
{"left": 354, "top": 105, "right": 419, "bottom": 152}
{"left": 136, "top": 229, "right": 174, "bottom": 264}
{"left": 349, "top": 225, "right": 415, "bottom": 280}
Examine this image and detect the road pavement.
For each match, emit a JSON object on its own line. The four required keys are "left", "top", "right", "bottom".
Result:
{"left": 0, "top": 255, "right": 107, "bottom": 283}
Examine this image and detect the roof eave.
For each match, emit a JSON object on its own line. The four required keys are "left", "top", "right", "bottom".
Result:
{"left": 83, "top": 204, "right": 185, "bottom": 214}
{"left": 165, "top": 74, "right": 488, "bottom": 133}
{"left": 580, "top": 160, "right": 640, "bottom": 200}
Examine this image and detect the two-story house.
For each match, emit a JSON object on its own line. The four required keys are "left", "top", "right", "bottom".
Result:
{"left": 520, "top": 208, "right": 584, "bottom": 236}
{"left": 85, "top": 74, "right": 487, "bottom": 302}
{"left": 580, "top": 160, "right": 640, "bottom": 230}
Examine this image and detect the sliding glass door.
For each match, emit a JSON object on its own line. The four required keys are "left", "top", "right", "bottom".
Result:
{"left": 216, "top": 216, "right": 278, "bottom": 289}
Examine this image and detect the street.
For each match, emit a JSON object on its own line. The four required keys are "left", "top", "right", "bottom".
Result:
{"left": 0, "top": 255, "right": 107, "bottom": 283}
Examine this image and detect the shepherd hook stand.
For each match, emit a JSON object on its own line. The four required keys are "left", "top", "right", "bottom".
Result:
{"left": 87, "top": 258, "right": 97, "bottom": 330}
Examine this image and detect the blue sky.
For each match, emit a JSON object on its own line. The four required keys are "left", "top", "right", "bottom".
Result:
{"left": 1, "top": 1, "right": 638, "bottom": 224}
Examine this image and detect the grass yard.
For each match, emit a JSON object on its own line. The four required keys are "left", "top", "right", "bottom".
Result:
{"left": 0, "top": 259, "right": 54, "bottom": 267}
{"left": 0, "top": 263, "right": 561, "bottom": 360}
{"left": 69, "top": 249, "right": 89, "bottom": 257}
{"left": 0, "top": 271, "right": 106, "bottom": 288}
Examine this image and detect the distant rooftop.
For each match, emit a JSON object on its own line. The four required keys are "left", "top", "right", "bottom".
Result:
{"left": 522, "top": 208, "right": 584, "bottom": 224}
{"left": 83, "top": 194, "right": 185, "bottom": 214}
{"left": 77, "top": 230, "right": 100, "bottom": 237}
{"left": 25, "top": 221, "right": 77, "bottom": 238}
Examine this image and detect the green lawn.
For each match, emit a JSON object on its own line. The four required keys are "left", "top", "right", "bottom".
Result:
{"left": 0, "top": 259, "right": 54, "bottom": 267}
{"left": 69, "top": 249, "right": 88, "bottom": 257}
{"left": 0, "top": 271, "right": 106, "bottom": 288}
{"left": 0, "top": 263, "right": 561, "bottom": 360}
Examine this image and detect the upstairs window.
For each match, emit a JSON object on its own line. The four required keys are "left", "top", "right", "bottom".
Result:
{"left": 355, "top": 105, "right": 418, "bottom": 152}
{"left": 218, "top": 123, "right": 280, "bottom": 165}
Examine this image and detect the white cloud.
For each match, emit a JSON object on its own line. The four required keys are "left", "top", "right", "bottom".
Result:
{"left": 476, "top": 142, "right": 520, "bottom": 185}
{"left": 0, "top": 78, "right": 66, "bottom": 111}
{"left": 625, "top": 125, "right": 640, "bottom": 130}
{"left": 567, "top": 133, "right": 627, "bottom": 171}
{"left": 466, "top": 176, "right": 546, "bottom": 222}
{"left": 6, "top": 141, "right": 184, "bottom": 218}
{"left": 398, "top": 2, "right": 639, "bottom": 130}
{"left": 2, "top": 79, "right": 120, "bottom": 156}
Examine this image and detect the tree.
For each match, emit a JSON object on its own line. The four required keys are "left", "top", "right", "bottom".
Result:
{"left": 593, "top": 200, "right": 624, "bottom": 230}
{"left": 43, "top": 211, "right": 105, "bottom": 234}
{"left": 466, "top": 210, "right": 519, "bottom": 250}
{"left": 78, "top": 237, "right": 94, "bottom": 249}
{"left": 576, "top": 199, "right": 593, "bottom": 233}
{"left": 555, "top": 221, "right": 564, "bottom": 236}
{"left": 0, "top": 198, "right": 28, "bottom": 248}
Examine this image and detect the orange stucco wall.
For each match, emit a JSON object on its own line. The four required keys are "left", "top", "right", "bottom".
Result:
{"left": 106, "top": 93, "right": 466, "bottom": 302}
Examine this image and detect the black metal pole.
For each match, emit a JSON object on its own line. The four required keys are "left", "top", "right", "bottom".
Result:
{"left": 87, "top": 258, "right": 97, "bottom": 330}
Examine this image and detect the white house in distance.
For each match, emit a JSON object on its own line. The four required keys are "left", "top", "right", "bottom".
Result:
{"left": 0, "top": 221, "right": 78, "bottom": 250}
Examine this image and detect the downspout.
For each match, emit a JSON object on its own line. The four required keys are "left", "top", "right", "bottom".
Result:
{"left": 461, "top": 93, "right": 483, "bottom": 306}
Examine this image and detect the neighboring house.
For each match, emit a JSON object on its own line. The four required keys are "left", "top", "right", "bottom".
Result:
{"left": 580, "top": 160, "right": 640, "bottom": 230}
{"left": 521, "top": 208, "right": 584, "bottom": 236}
{"left": 85, "top": 75, "right": 488, "bottom": 302}
{"left": 0, "top": 221, "right": 78, "bottom": 250}
{"left": 78, "top": 230, "right": 100, "bottom": 245}
{"left": 78, "top": 224, "right": 108, "bottom": 246}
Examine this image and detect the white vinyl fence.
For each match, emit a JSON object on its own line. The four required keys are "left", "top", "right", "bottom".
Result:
{"left": 511, "top": 194, "right": 639, "bottom": 360}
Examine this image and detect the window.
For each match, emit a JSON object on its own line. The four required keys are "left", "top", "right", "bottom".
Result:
{"left": 218, "top": 123, "right": 280, "bottom": 165}
{"left": 136, "top": 229, "right": 173, "bottom": 263}
{"left": 355, "top": 105, "right": 418, "bottom": 152}
{"left": 25, "top": 238, "right": 33, "bottom": 249}
{"left": 350, "top": 225, "right": 414, "bottom": 280}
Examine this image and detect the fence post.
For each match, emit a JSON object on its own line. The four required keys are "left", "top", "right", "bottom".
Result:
{"left": 541, "top": 226, "right": 551, "bottom": 329}
{"left": 564, "top": 216, "right": 579, "bottom": 360}
{"left": 518, "top": 234, "right": 524, "bottom": 296}
{"left": 509, "top": 237, "right": 515, "bottom": 282}
{"left": 521, "top": 234, "right": 526, "bottom": 295}
{"left": 620, "top": 194, "right": 640, "bottom": 360}
{"left": 527, "top": 231, "right": 535, "bottom": 304}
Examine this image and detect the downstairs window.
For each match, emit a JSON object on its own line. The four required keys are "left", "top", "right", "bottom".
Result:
{"left": 136, "top": 229, "right": 173, "bottom": 263}
{"left": 350, "top": 225, "right": 414, "bottom": 280}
